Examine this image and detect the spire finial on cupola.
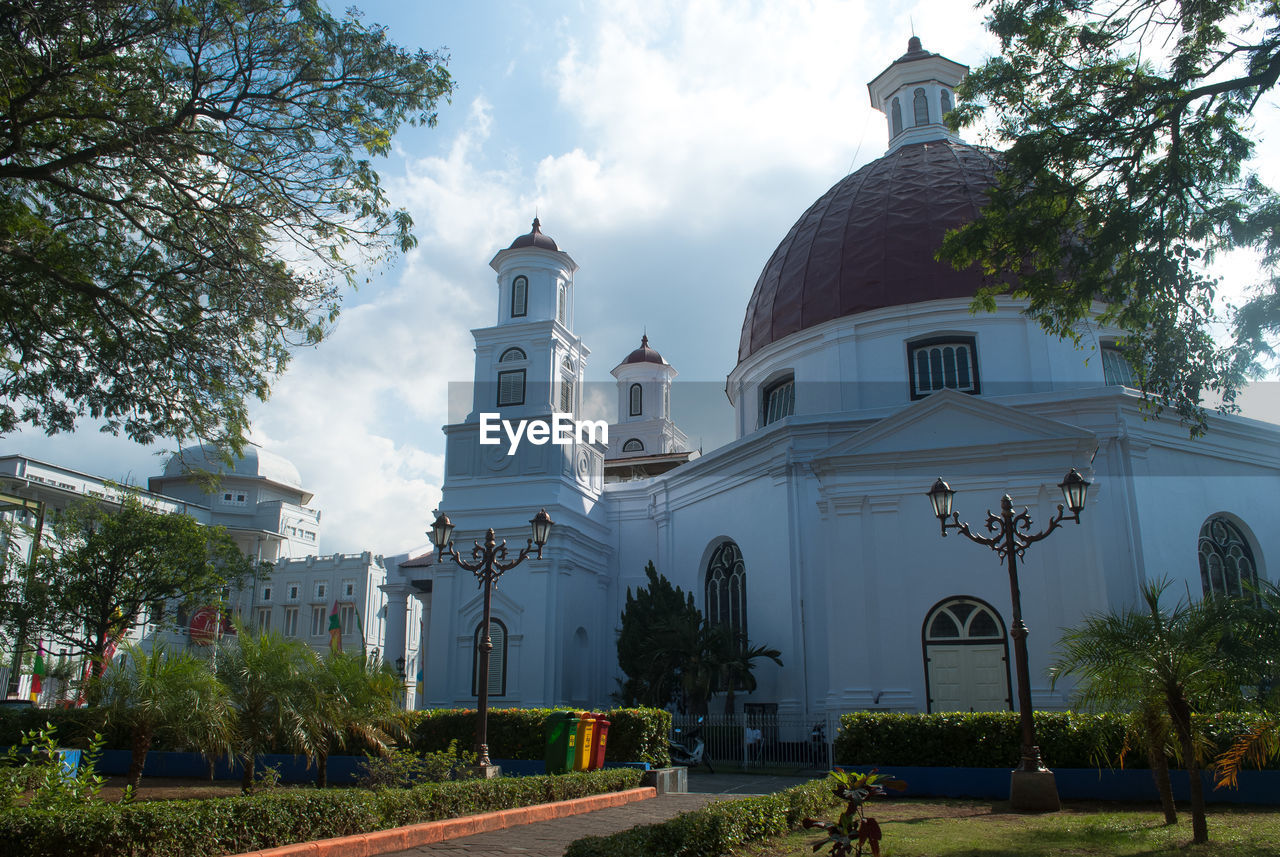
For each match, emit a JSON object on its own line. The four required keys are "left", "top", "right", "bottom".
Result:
{"left": 907, "top": 35, "right": 922, "bottom": 53}
{"left": 531, "top": 216, "right": 542, "bottom": 233}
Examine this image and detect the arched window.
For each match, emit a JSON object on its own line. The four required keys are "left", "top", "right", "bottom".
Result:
{"left": 922, "top": 597, "right": 1011, "bottom": 713}
{"left": 913, "top": 87, "right": 929, "bottom": 125}
{"left": 890, "top": 98, "right": 903, "bottom": 137}
{"left": 762, "top": 375, "right": 794, "bottom": 426}
{"left": 1101, "top": 345, "right": 1135, "bottom": 387}
{"left": 1199, "top": 517, "right": 1258, "bottom": 598}
{"left": 705, "top": 541, "right": 747, "bottom": 645}
{"left": 560, "top": 358, "right": 575, "bottom": 413}
{"left": 908, "top": 336, "right": 979, "bottom": 399}
{"left": 499, "top": 347, "right": 526, "bottom": 363}
{"left": 472, "top": 618, "right": 507, "bottom": 697}
{"left": 511, "top": 276, "right": 528, "bottom": 318}
{"left": 557, "top": 285, "right": 567, "bottom": 324}
{"left": 940, "top": 88, "right": 953, "bottom": 117}
{"left": 622, "top": 438, "right": 644, "bottom": 452}
{"left": 629, "top": 383, "right": 643, "bottom": 416}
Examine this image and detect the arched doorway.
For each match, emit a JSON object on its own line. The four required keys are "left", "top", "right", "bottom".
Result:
{"left": 922, "top": 597, "right": 1011, "bottom": 713}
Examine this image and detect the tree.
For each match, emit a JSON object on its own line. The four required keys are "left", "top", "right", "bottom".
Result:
{"left": 91, "top": 642, "right": 232, "bottom": 791}
{"left": 39, "top": 495, "right": 258, "bottom": 673}
{"left": 215, "top": 626, "right": 318, "bottom": 791}
{"left": 305, "top": 651, "right": 406, "bottom": 787}
{"left": 615, "top": 561, "right": 701, "bottom": 707}
{"left": 1052, "top": 580, "right": 1239, "bottom": 844}
{"left": 713, "top": 634, "right": 783, "bottom": 717}
{"left": 941, "top": 0, "right": 1280, "bottom": 432}
{"left": 0, "top": 0, "right": 454, "bottom": 452}
{"left": 1213, "top": 580, "right": 1280, "bottom": 789}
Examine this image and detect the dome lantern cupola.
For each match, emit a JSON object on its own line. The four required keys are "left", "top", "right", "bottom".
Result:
{"left": 867, "top": 37, "right": 968, "bottom": 153}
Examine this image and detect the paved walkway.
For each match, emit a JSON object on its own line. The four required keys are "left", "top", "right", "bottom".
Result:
{"left": 380, "top": 773, "right": 821, "bottom": 857}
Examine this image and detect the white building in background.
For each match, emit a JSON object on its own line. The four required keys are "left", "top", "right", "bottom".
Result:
{"left": 0, "top": 447, "right": 421, "bottom": 695}
{"left": 378, "top": 37, "right": 1280, "bottom": 719}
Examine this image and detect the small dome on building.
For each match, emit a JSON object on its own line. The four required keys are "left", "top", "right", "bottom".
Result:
{"left": 506, "top": 217, "right": 559, "bottom": 251}
{"left": 619, "top": 335, "right": 666, "bottom": 367}
{"left": 737, "top": 140, "right": 1003, "bottom": 363}
{"left": 163, "top": 444, "right": 304, "bottom": 491}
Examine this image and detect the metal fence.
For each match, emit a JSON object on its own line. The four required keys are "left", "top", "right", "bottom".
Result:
{"left": 670, "top": 711, "right": 838, "bottom": 772}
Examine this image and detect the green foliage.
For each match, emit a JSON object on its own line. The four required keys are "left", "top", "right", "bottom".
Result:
{"left": 356, "top": 741, "right": 476, "bottom": 789}
{"left": 39, "top": 496, "right": 259, "bottom": 669}
{"left": 803, "top": 769, "right": 906, "bottom": 857}
{"left": 0, "top": 768, "right": 641, "bottom": 857}
{"left": 0, "top": 724, "right": 107, "bottom": 811}
{"left": 833, "top": 711, "right": 1278, "bottom": 770}
{"left": 616, "top": 561, "right": 783, "bottom": 715}
{"left": 563, "top": 777, "right": 836, "bottom": 857}
{"left": 407, "top": 706, "right": 671, "bottom": 767}
{"left": 92, "top": 642, "right": 232, "bottom": 790}
{"left": 941, "top": 0, "right": 1280, "bottom": 432}
{"left": 0, "top": 0, "right": 454, "bottom": 451}
{"left": 304, "top": 651, "right": 407, "bottom": 786}
{"left": 616, "top": 562, "right": 701, "bottom": 707}
{"left": 214, "top": 626, "right": 320, "bottom": 791}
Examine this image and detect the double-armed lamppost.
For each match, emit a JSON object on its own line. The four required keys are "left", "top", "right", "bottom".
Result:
{"left": 429, "top": 509, "right": 553, "bottom": 773}
{"left": 926, "top": 469, "right": 1090, "bottom": 812}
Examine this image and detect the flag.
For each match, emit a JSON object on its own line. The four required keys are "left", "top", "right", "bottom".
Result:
{"left": 29, "top": 641, "right": 45, "bottom": 704}
{"left": 328, "top": 600, "right": 342, "bottom": 653}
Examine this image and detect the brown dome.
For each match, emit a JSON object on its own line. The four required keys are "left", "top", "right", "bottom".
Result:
{"left": 620, "top": 334, "right": 666, "bottom": 366}
{"left": 738, "top": 141, "right": 1002, "bottom": 362}
{"left": 507, "top": 217, "right": 558, "bottom": 251}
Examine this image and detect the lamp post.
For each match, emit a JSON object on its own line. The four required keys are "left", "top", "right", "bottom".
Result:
{"left": 429, "top": 509, "right": 553, "bottom": 774}
{"left": 926, "top": 469, "right": 1090, "bottom": 812}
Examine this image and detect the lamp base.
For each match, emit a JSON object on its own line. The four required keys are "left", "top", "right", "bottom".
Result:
{"left": 466, "top": 764, "right": 503, "bottom": 779}
{"left": 1009, "top": 769, "right": 1060, "bottom": 812}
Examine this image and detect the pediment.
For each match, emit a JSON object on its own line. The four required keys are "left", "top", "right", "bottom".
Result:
{"left": 816, "top": 390, "right": 1096, "bottom": 462}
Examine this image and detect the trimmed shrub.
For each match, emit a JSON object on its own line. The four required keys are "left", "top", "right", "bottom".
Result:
{"left": 0, "top": 768, "right": 642, "bottom": 857}
{"left": 563, "top": 776, "right": 837, "bottom": 857}
{"left": 407, "top": 707, "right": 670, "bottom": 766}
{"left": 834, "top": 711, "right": 1279, "bottom": 770}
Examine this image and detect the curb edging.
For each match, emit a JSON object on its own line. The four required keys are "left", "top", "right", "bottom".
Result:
{"left": 227, "top": 786, "right": 658, "bottom": 857}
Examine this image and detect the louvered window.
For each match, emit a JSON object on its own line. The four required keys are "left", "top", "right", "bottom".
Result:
{"left": 472, "top": 619, "right": 507, "bottom": 697}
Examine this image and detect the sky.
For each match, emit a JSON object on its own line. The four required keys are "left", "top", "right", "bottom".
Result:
{"left": 7, "top": 0, "right": 1278, "bottom": 555}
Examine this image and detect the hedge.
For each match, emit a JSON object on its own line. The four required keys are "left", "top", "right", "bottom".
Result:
{"left": 834, "top": 711, "right": 1279, "bottom": 770}
{"left": 408, "top": 707, "right": 671, "bottom": 767}
{"left": 563, "top": 776, "right": 837, "bottom": 857}
{"left": 0, "top": 768, "right": 642, "bottom": 857}
{"left": 0, "top": 705, "right": 673, "bottom": 765}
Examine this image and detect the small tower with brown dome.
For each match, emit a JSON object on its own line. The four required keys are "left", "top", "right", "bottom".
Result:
{"left": 867, "top": 36, "right": 968, "bottom": 153}
{"left": 605, "top": 334, "right": 694, "bottom": 479}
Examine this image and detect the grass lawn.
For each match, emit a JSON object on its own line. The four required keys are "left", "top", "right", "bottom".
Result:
{"left": 735, "top": 799, "right": 1280, "bottom": 856}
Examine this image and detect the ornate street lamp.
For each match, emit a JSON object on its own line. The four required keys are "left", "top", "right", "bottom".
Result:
{"left": 926, "top": 469, "right": 1090, "bottom": 812}
{"left": 429, "top": 509, "right": 553, "bottom": 773}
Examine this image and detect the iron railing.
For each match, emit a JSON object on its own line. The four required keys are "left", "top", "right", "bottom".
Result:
{"left": 670, "top": 712, "right": 838, "bottom": 772}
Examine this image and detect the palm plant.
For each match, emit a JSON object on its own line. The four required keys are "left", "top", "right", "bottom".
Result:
{"left": 306, "top": 652, "right": 407, "bottom": 787}
{"left": 215, "top": 626, "right": 320, "bottom": 791}
{"left": 1052, "top": 579, "right": 1235, "bottom": 844}
{"left": 93, "top": 642, "right": 232, "bottom": 791}
{"left": 715, "top": 634, "right": 783, "bottom": 716}
{"left": 1213, "top": 580, "right": 1280, "bottom": 789}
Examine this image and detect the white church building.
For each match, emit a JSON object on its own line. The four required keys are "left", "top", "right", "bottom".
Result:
{"left": 378, "top": 37, "right": 1280, "bottom": 719}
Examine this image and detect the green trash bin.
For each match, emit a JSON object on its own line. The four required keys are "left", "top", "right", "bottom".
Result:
{"left": 545, "top": 710, "right": 580, "bottom": 774}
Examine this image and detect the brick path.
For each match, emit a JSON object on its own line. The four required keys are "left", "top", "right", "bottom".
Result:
{"left": 383, "top": 792, "right": 725, "bottom": 856}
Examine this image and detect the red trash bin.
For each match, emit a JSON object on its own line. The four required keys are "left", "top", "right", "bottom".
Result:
{"left": 588, "top": 715, "right": 610, "bottom": 770}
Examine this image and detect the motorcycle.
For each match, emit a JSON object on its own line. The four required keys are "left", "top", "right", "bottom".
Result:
{"left": 668, "top": 718, "right": 715, "bottom": 773}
